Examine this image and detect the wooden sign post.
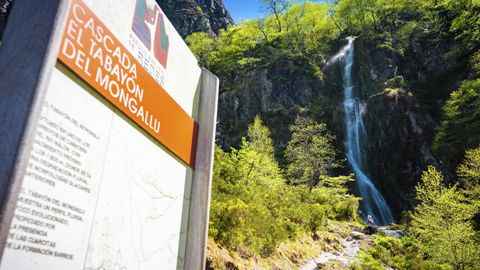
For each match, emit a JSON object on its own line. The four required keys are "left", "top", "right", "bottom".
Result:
{"left": 0, "top": 0, "right": 218, "bottom": 269}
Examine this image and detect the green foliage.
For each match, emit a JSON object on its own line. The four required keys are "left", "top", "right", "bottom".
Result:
{"left": 450, "top": 4, "right": 480, "bottom": 50}
{"left": 185, "top": 32, "right": 216, "bottom": 67}
{"left": 209, "top": 130, "right": 288, "bottom": 254}
{"left": 186, "top": 0, "right": 479, "bottom": 96}
{"left": 457, "top": 147, "right": 480, "bottom": 202}
{"left": 282, "top": 3, "right": 339, "bottom": 61}
{"left": 408, "top": 166, "right": 480, "bottom": 269}
{"left": 186, "top": 2, "right": 340, "bottom": 81}
{"left": 261, "top": 0, "right": 290, "bottom": 31}
{"left": 212, "top": 21, "right": 264, "bottom": 75}
{"left": 334, "top": 0, "right": 380, "bottom": 33}
{"left": 351, "top": 235, "right": 435, "bottom": 270}
{"left": 187, "top": 21, "right": 264, "bottom": 78}
{"left": 422, "top": 0, "right": 480, "bottom": 50}
{"left": 351, "top": 251, "right": 386, "bottom": 270}
{"left": 433, "top": 79, "right": 480, "bottom": 169}
{"left": 332, "top": 0, "right": 421, "bottom": 35}
{"left": 311, "top": 175, "right": 359, "bottom": 221}
{"left": 457, "top": 147, "right": 480, "bottom": 230}
{"left": 358, "top": 151, "right": 480, "bottom": 270}
{"left": 471, "top": 51, "right": 480, "bottom": 77}
{"left": 331, "top": 0, "right": 480, "bottom": 53}
{"left": 285, "top": 116, "right": 340, "bottom": 189}
{"left": 394, "top": 21, "right": 418, "bottom": 55}
{"left": 246, "top": 115, "right": 275, "bottom": 157}
{"left": 209, "top": 116, "right": 357, "bottom": 255}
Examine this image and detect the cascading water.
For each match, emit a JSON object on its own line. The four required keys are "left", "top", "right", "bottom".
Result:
{"left": 331, "top": 37, "right": 395, "bottom": 225}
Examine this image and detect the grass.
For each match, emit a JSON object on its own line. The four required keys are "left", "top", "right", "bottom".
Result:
{"left": 207, "top": 221, "right": 363, "bottom": 270}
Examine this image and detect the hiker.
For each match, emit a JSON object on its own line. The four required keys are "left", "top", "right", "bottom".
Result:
{"left": 365, "top": 214, "right": 377, "bottom": 235}
{"left": 367, "top": 215, "right": 375, "bottom": 225}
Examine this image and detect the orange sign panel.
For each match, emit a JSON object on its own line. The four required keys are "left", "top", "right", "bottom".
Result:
{"left": 58, "top": 0, "right": 197, "bottom": 167}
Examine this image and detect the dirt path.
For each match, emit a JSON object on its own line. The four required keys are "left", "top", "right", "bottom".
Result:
{"left": 301, "top": 230, "right": 368, "bottom": 270}
{"left": 301, "top": 226, "right": 403, "bottom": 270}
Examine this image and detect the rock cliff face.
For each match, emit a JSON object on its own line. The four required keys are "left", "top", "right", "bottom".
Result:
{"left": 362, "top": 90, "right": 437, "bottom": 214}
{"left": 349, "top": 32, "right": 470, "bottom": 215}
{"left": 217, "top": 61, "right": 325, "bottom": 151}
{"left": 156, "top": 0, "right": 234, "bottom": 38}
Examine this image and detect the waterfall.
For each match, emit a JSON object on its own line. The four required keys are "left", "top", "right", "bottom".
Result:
{"left": 332, "top": 37, "right": 395, "bottom": 225}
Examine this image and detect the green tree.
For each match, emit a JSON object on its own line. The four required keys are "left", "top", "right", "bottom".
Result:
{"left": 185, "top": 32, "right": 216, "bottom": 67}
{"left": 209, "top": 118, "right": 289, "bottom": 255}
{"left": 285, "top": 116, "right": 339, "bottom": 190}
{"left": 334, "top": 0, "right": 381, "bottom": 33}
{"left": 433, "top": 79, "right": 480, "bottom": 169}
{"left": 186, "top": 20, "right": 264, "bottom": 79}
{"left": 470, "top": 51, "right": 480, "bottom": 77}
{"left": 209, "top": 117, "right": 358, "bottom": 255}
{"left": 457, "top": 147, "right": 480, "bottom": 202}
{"left": 419, "top": 0, "right": 480, "bottom": 50}
{"left": 457, "top": 147, "right": 480, "bottom": 231}
{"left": 450, "top": 0, "right": 480, "bottom": 50}
{"left": 246, "top": 115, "right": 275, "bottom": 157}
{"left": 262, "top": 0, "right": 290, "bottom": 31}
{"left": 282, "top": 3, "right": 340, "bottom": 69}
{"left": 409, "top": 166, "right": 480, "bottom": 269}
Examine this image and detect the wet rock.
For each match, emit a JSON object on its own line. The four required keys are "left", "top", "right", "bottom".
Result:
{"left": 380, "top": 229, "right": 405, "bottom": 238}
{"left": 363, "top": 89, "right": 439, "bottom": 217}
{"left": 350, "top": 231, "right": 365, "bottom": 240}
{"left": 217, "top": 62, "right": 324, "bottom": 149}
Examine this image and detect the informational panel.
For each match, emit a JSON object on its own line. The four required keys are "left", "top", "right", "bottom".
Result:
{"left": 0, "top": 0, "right": 204, "bottom": 269}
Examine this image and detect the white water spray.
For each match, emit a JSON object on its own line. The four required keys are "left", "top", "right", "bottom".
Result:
{"left": 332, "top": 37, "right": 395, "bottom": 225}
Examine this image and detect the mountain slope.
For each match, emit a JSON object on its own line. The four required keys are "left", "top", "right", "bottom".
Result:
{"left": 186, "top": 1, "right": 480, "bottom": 216}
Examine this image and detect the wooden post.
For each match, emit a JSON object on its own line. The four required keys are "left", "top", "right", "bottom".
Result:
{"left": 185, "top": 68, "right": 219, "bottom": 270}
{"left": 0, "top": 0, "right": 69, "bottom": 257}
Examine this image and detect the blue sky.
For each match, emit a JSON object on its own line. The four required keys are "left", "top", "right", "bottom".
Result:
{"left": 223, "top": 0, "right": 266, "bottom": 22}
{"left": 223, "top": 0, "right": 329, "bottom": 23}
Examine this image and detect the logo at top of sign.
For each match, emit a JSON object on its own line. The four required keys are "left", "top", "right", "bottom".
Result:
{"left": 132, "top": 0, "right": 169, "bottom": 68}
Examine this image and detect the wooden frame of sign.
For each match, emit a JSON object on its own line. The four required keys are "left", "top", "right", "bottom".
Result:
{"left": 0, "top": 0, "right": 218, "bottom": 269}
